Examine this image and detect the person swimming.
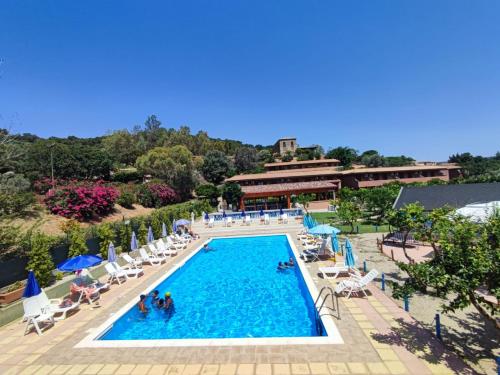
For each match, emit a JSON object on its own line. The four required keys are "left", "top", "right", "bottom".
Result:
{"left": 164, "top": 292, "right": 175, "bottom": 318}
{"left": 157, "top": 298, "right": 165, "bottom": 308}
{"left": 277, "top": 262, "right": 286, "bottom": 271}
{"left": 138, "top": 294, "right": 148, "bottom": 313}
{"left": 203, "top": 244, "right": 214, "bottom": 252}
{"left": 288, "top": 257, "right": 295, "bottom": 267}
{"left": 151, "top": 290, "right": 160, "bottom": 302}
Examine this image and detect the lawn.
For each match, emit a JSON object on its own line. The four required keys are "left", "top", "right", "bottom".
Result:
{"left": 310, "top": 212, "right": 391, "bottom": 234}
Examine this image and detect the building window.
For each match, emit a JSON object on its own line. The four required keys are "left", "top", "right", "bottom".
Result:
{"left": 291, "top": 141, "right": 294, "bottom": 147}
{"left": 282, "top": 141, "right": 286, "bottom": 147}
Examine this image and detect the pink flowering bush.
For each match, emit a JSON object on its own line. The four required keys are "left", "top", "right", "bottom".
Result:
{"left": 44, "top": 182, "right": 119, "bottom": 220}
{"left": 34, "top": 178, "right": 74, "bottom": 194}
{"left": 136, "top": 183, "right": 179, "bottom": 208}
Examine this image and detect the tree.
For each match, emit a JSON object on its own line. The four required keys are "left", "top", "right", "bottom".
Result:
{"left": 119, "top": 222, "right": 132, "bottom": 253}
{"left": 387, "top": 203, "right": 426, "bottom": 262}
{"left": 257, "top": 149, "right": 274, "bottom": 164}
{"left": 363, "top": 184, "right": 401, "bottom": 223}
{"left": 325, "top": 147, "right": 358, "bottom": 167}
{"left": 0, "top": 130, "right": 24, "bottom": 173}
{"left": 296, "top": 193, "right": 314, "bottom": 212}
{"left": 281, "top": 151, "right": 293, "bottom": 162}
{"left": 384, "top": 155, "right": 415, "bottom": 167}
{"left": 96, "top": 223, "right": 115, "bottom": 258}
{"left": 195, "top": 184, "right": 220, "bottom": 206}
{"left": 151, "top": 213, "right": 162, "bottom": 239}
{"left": 222, "top": 182, "right": 243, "bottom": 207}
{"left": 393, "top": 212, "right": 500, "bottom": 329}
{"left": 103, "top": 130, "right": 140, "bottom": 166}
{"left": 137, "top": 220, "right": 148, "bottom": 246}
{"left": 337, "top": 200, "right": 362, "bottom": 233}
{"left": 26, "top": 232, "right": 55, "bottom": 287}
{"left": 68, "top": 227, "right": 88, "bottom": 258}
{"left": 136, "top": 145, "right": 196, "bottom": 199}
{"left": 234, "top": 147, "right": 258, "bottom": 173}
{"left": 201, "top": 150, "right": 231, "bottom": 184}
{"left": 361, "top": 152, "right": 385, "bottom": 167}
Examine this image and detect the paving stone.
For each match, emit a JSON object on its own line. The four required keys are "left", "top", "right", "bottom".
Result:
{"left": 327, "top": 363, "right": 348, "bottom": 374}
{"left": 148, "top": 364, "right": 169, "bottom": 374}
{"left": 83, "top": 364, "right": 105, "bottom": 375}
{"left": 366, "top": 362, "right": 389, "bottom": 374}
{"left": 99, "top": 364, "right": 120, "bottom": 375}
{"left": 0, "top": 354, "right": 13, "bottom": 364}
{"left": 291, "top": 363, "right": 310, "bottom": 374}
{"left": 255, "top": 364, "right": 271, "bottom": 375}
{"left": 384, "top": 361, "right": 408, "bottom": 374}
{"left": 237, "top": 363, "right": 255, "bottom": 375}
{"left": 7, "top": 345, "right": 29, "bottom": 354}
{"left": 308, "top": 362, "right": 329, "bottom": 375}
{"left": 66, "top": 364, "right": 90, "bottom": 375}
{"left": 183, "top": 364, "right": 202, "bottom": 375}
{"left": 19, "top": 354, "right": 41, "bottom": 366}
{"left": 347, "top": 362, "right": 368, "bottom": 374}
{"left": 37, "top": 365, "right": 58, "bottom": 375}
{"left": 51, "top": 364, "right": 73, "bottom": 374}
{"left": 115, "top": 364, "right": 136, "bottom": 375}
{"left": 352, "top": 314, "right": 369, "bottom": 321}
{"left": 131, "top": 365, "right": 152, "bottom": 375}
{"left": 273, "top": 363, "right": 290, "bottom": 375}
{"left": 376, "top": 349, "right": 399, "bottom": 361}
{"left": 4, "top": 366, "right": 22, "bottom": 375}
{"left": 424, "top": 362, "right": 454, "bottom": 375}
{"left": 19, "top": 365, "right": 43, "bottom": 375}
{"left": 219, "top": 364, "right": 237, "bottom": 375}
{"left": 200, "top": 364, "right": 219, "bottom": 375}
{"left": 166, "top": 365, "right": 185, "bottom": 374}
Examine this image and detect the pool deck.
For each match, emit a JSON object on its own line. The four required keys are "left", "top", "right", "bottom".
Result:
{"left": 0, "top": 223, "right": 474, "bottom": 375}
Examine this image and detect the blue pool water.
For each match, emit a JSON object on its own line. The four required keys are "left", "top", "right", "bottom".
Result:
{"left": 100, "top": 235, "right": 324, "bottom": 340}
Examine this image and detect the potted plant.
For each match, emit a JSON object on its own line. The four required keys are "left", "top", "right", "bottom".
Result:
{"left": 0, "top": 280, "right": 26, "bottom": 305}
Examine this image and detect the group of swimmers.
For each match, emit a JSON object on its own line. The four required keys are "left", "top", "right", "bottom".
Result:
{"left": 138, "top": 290, "right": 175, "bottom": 317}
{"left": 277, "top": 257, "right": 295, "bottom": 271}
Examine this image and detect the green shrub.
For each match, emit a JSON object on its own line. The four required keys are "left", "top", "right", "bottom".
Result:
{"left": 0, "top": 172, "right": 31, "bottom": 194}
{"left": 151, "top": 213, "right": 162, "bottom": 239}
{"left": 119, "top": 222, "right": 132, "bottom": 252}
{"left": 195, "top": 184, "right": 220, "bottom": 207}
{"left": 111, "top": 170, "right": 142, "bottom": 183}
{"left": 137, "top": 220, "right": 148, "bottom": 246}
{"left": 0, "top": 223, "right": 21, "bottom": 260}
{"left": 96, "top": 223, "right": 115, "bottom": 258}
{"left": 117, "top": 190, "right": 136, "bottom": 209}
{"left": 26, "top": 232, "right": 55, "bottom": 287}
{"left": 0, "top": 192, "right": 36, "bottom": 216}
{"left": 68, "top": 227, "right": 88, "bottom": 258}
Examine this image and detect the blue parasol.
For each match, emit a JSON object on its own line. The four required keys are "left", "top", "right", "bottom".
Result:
{"left": 131, "top": 231, "right": 138, "bottom": 250}
{"left": 175, "top": 219, "right": 190, "bottom": 226}
{"left": 107, "top": 242, "right": 117, "bottom": 263}
{"left": 222, "top": 211, "right": 227, "bottom": 218}
{"left": 259, "top": 209, "right": 264, "bottom": 216}
{"left": 331, "top": 234, "right": 340, "bottom": 253}
{"left": 204, "top": 212, "right": 209, "bottom": 221}
{"left": 147, "top": 226, "right": 154, "bottom": 243}
{"left": 23, "top": 270, "right": 42, "bottom": 298}
{"left": 57, "top": 255, "right": 102, "bottom": 272}
{"left": 279, "top": 207, "right": 284, "bottom": 215}
{"left": 241, "top": 210, "right": 246, "bottom": 217}
{"left": 162, "top": 222, "right": 168, "bottom": 238}
{"left": 308, "top": 224, "right": 341, "bottom": 235}
{"left": 344, "top": 238, "right": 356, "bottom": 268}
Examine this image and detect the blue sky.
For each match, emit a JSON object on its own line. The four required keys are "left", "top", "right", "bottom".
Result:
{"left": 1, "top": 1, "right": 499, "bottom": 160}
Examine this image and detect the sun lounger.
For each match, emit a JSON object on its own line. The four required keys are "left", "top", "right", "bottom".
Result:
{"left": 139, "top": 247, "right": 164, "bottom": 266}
{"left": 165, "top": 237, "right": 186, "bottom": 250}
{"left": 122, "top": 253, "right": 143, "bottom": 269}
{"left": 244, "top": 215, "right": 251, "bottom": 225}
{"left": 335, "top": 269, "right": 379, "bottom": 298}
{"left": 105, "top": 263, "right": 128, "bottom": 285}
{"left": 225, "top": 216, "right": 233, "bottom": 227}
{"left": 173, "top": 233, "right": 190, "bottom": 243}
{"left": 300, "top": 239, "right": 327, "bottom": 262}
{"left": 208, "top": 217, "right": 215, "bottom": 228}
{"left": 23, "top": 297, "right": 55, "bottom": 335}
{"left": 264, "top": 214, "right": 270, "bottom": 225}
{"left": 111, "top": 262, "right": 143, "bottom": 278}
{"left": 319, "top": 262, "right": 361, "bottom": 279}
{"left": 79, "top": 269, "right": 110, "bottom": 293}
{"left": 146, "top": 244, "right": 169, "bottom": 260}
{"left": 70, "top": 282, "right": 100, "bottom": 305}
{"left": 282, "top": 213, "right": 288, "bottom": 224}
{"left": 36, "top": 289, "right": 81, "bottom": 321}
{"left": 155, "top": 240, "right": 178, "bottom": 256}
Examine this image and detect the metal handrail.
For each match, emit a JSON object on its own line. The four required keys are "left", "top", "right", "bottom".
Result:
{"left": 314, "top": 286, "right": 339, "bottom": 319}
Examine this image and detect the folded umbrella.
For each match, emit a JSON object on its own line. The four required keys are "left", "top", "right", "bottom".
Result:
{"left": 23, "top": 270, "right": 42, "bottom": 298}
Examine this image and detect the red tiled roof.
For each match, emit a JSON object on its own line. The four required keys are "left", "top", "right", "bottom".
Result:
{"left": 241, "top": 180, "right": 339, "bottom": 195}
{"left": 264, "top": 158, "right": 340, "bottom": 167}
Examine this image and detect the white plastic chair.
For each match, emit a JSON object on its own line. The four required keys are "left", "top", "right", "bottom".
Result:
{"left": 122, "top": 253, "right": 143, "bottom": 269}
{"left": 264, "top": 214, "right": 270, "bottom": 225}
{"left": 335, "top": 269, "right": 379, "bottom": 298}
{"left": 105, "top": 263, "right": 128, "bottom": 284}
{"left": 244, "top": 216, "right": 251, "bottom": 226}
{"left": 225, "top": 216, "right": 233, "bottom": 227}
{"left": 208, "top": 217, "right": 215, "bottom": 228}
{"left": 111, "top": 262, "right": 143, "bottom": 278}
{"left": 38, "top": 289, "right": 80, "bottom": 321}
{"left": 282, "top": 213, "right": 288, "bottom": 224}
{"left": 23, "top": 297, "right": 55, "bottom": 335}
{"left": 165, "top": 237, "right": 186, "bottom": 250}
{"left": 319, "top": 263, "right": 361, "bottom": 279}
{"left": 139, "top": 247, "right": 163, "bottom": 266}
{"left": 155, "top": 240, "right": 178, "bottom": 256}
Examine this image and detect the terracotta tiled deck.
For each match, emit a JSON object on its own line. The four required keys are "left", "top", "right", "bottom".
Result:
{"left": 0, "top": 225, "right": 474, "bottom": 374}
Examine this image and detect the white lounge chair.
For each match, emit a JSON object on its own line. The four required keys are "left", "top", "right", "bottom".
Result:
{"left": 139, "top": 247, "right": 164, "bottom": 266}
{"left": 122, "top": 253, "right": 143, "bottom": 269}
{"left": 264, "top": 214, "right": 270, "bottom": 225}
{"left": 319, "top": 262, "right": 361, "bottom": 279}
{"left": 79, "top": 268, "right": 110, "bottom": 293}
{"left": 146, "top": 244, "right": 168, "bottom": 261}
{"left": 105, "top": 263, "right": 128, "bottom": 285}
{"left": 244, "top": 215, "right": 251, "bottom": 226}
{"left": 155, "top": 240, "right": 178, "bottom": 256}
{"left": 225, "top": 216, "right": 233, "bottom": 227}
{"left": 208, "top": 217, "right": 215, "bottom": 228}
{"left": 282, "top": 213, "right": 288, "bottom": 224}
{"left": 335, "top": 269, "right": 379, "bottom": 298}
{"left": 23, "top": 297, "right": 55, "bottom": 335}
{"left": 165, "top": 237, "right": 186, "bottom": 250}
{"left": 112, "top": 262, "right": 143, "bottom": 278}
{"left": 38, "top": 289, "right": 80, "bottom": 321}
{"left": 173, "top": 233, "right": 190, "bottom": 244}
{"left": 300, "top": 239, "right": 327, "bottom": 262}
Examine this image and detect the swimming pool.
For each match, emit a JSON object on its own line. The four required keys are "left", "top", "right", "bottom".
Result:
{"left": 79, "top": 234, "right": 342, "bottom": 347}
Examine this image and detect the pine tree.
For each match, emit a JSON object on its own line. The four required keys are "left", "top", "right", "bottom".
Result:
{"left": 96, "top": 223, "right": 115, "bottom": 258}
{"left": 151, "top": 214, "right": 162, "bottom": 239}
{"left": 138, "top": 221, "right": 148, "bottom": 247}
{"left": 119, "top": 223, "right": 132, "bottom": 253}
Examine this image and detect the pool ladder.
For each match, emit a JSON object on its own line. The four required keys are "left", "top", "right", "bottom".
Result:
{"left": 313, "top": 286, "right": 340, "bottom": 335}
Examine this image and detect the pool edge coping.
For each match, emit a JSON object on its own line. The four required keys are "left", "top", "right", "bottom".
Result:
{"left": 75, "top": 233, "right": 344, "bottom": 348}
